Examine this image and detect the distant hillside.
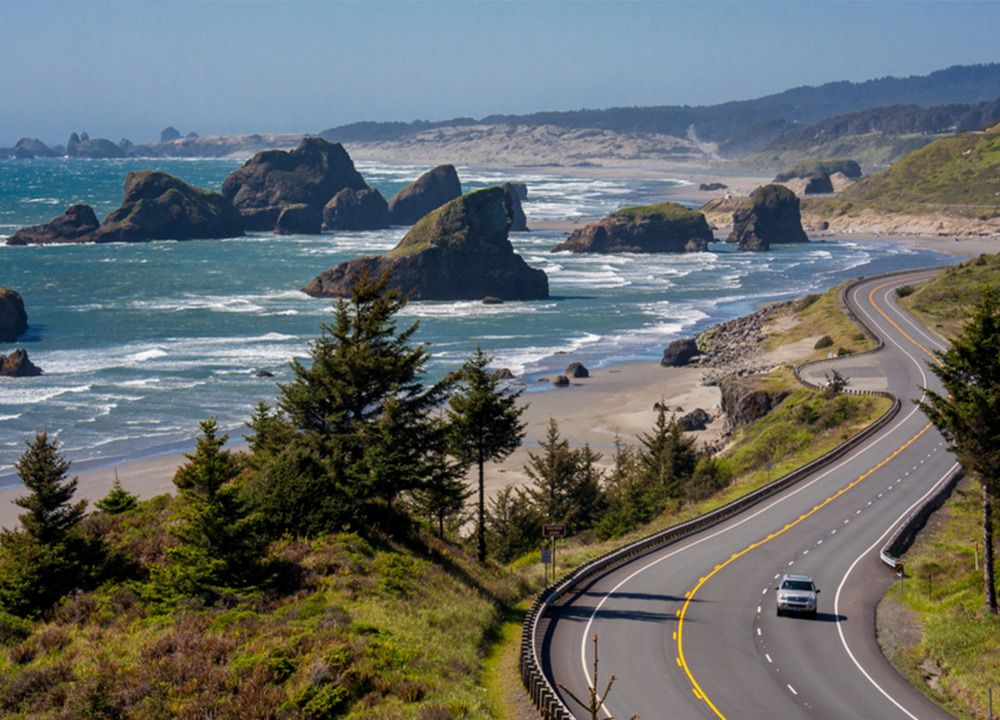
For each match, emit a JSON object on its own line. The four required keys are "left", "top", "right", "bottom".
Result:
{"left": 322, "top": 64, "right": 1000, "bottom": 151}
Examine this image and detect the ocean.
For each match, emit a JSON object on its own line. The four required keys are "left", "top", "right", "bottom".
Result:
{"left": 0, "top": 157, "right": 955, "bottom": 479}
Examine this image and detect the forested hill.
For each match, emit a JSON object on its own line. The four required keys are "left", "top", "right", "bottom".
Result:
{"left": 322, "top": 64, "right": 1000, "bottom": 147}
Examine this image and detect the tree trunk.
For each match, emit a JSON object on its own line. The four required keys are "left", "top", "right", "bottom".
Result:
{"left": 985, "top": 490, "right": 997, "bottom": 614}
{"left": 438, "top": 512, "right": 444, "bottom": 540}
{"left": 477, "top": 451, "right": 486, "bottom": 563}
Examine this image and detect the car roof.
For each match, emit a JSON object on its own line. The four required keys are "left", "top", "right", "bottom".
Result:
{"left": 782, "top": 573, "right": 814, "bottom": 582}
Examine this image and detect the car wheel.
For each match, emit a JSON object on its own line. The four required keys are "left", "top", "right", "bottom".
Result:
{"left": 776, "top": 608, "right": 783, "bottom": 617}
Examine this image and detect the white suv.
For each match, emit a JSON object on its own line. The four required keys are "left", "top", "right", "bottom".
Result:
{"left": 775, "top": 573, "right": 819, "bottom": 617}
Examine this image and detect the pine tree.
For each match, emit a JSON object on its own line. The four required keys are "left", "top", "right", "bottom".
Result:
{"left": 159, "top": 419, "right": 265, "bottom": 600}
{"left": 485, "top": 485, "right": 541, "bottom": 562}
{"left": 95, "top": 473, "right": 138, "bottom": 514}
{"left": 919, "top": 291, "right": 1000, "bottom": 613}
{"left": 245, "top": 401, "right": 294, "bottom": 470}
{"left": 595, "top": 438, "right": 647, "bottom": 539}
{"left": 525, "top": 419, "right": 601, "bottom": 532}
{"left": 410, "top": 425, "right": 471, "bottom": 538}
{"left": 13, "top": 432, "right": 86, "bottom": 545}
{"left": 637, "top": 407, "right": 699, "bottom": 505}
{"left": 447, "top": 347, "right": 526, "bottom": 561}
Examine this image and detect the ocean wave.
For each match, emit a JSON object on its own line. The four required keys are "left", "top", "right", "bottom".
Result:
{"left": 490, "top": 331, "right": 602, "bottom": 375}
{"left": 0, "top": 413, "right": 22, "bottom": 421}
{"left": 0, "top": 384, "right": 92, "bottom": 405}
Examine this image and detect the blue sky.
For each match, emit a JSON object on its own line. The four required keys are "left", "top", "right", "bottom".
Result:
{"left": 2, "top": 0, "right": 998, "bottom": 146}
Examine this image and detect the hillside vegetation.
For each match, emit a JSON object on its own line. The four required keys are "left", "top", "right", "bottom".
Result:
{"left": 901, "top": 253, "right": 1000, "bottom": 337}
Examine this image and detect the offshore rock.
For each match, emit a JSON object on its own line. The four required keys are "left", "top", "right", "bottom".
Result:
{"left": 275, "top": 204, "right": 322, "bottom": 235}
{"left": 661, "top": 338, "right": 702, "bottom": 367}
{"left": 70, "top": 137, "right": 127, "bottom": 159}
{"left": 6, "top": 204, "right": 100, "bottom": 245}
{"left": 160, "top": 126, "right": 182, "bottom": 143}
{"left": 387, "top": 164, "right": 462, "bottom": 225}
{"left": 0, "top": 288, "right": 28, "bottom": 342}
{"left": 322, "top": 188, "right": 390, "bottom": 231}
{"left": 727, "top": 184, "right": 808, "bottom": 251}
{"left": 507, "top": 182, "right": 528, "bottom": 201}
{"left": 502, "top": 182, "right": 528, "bottom": 231}
{"left": 221, "top": 137, "right": 368, "bottom": 230}
{"left": 13, "top": 138, "right": 56, "bottom": 159}
{"left": 303, "top": 187, "right": 548, "bottom": 301}
{"left": 552, "top": 202, "right": 712, "bottom": 254}
{"left": 0, "top": 349, "right": 42, "bottom": 377}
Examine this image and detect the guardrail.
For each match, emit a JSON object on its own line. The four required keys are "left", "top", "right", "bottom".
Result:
{"left": 520, "top": 268, "right": 945, "bottom": 719}
{"left": 879, "top": 465, "right": 963, "bottom": 571}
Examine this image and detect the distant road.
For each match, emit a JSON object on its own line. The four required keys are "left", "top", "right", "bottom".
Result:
{"left": 542, "top": 270, "right": 957, "bottom": 720}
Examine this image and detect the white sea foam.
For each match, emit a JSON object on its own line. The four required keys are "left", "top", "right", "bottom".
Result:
{"left": 0, "top": 384, "right": 92, "bottom": 405}
{"left": 0, "top": 414, "right": 22, "bottom": 421}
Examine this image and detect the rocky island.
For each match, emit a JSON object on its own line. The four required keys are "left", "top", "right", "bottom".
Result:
{"left": 302, "top": 187, "right": 548, "bottom": 301}
{"left": 726, "top": 184, "right": 809, "bottom": 251}
{"left": 387, "top": 164, "right": 462, "bottom": 225}
{"left": 552, "top": 202, "right": 712, "bottom": 253}
{"left": 0, "top": 288, "right": 28, "bottom": 342}
{"left": 322, "top": 188, "right": 391, "bottom": 231}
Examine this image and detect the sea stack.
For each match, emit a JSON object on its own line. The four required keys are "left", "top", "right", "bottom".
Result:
{"left": 387, "top": 165, "right": 462, "bottom": 225}
{"left": 303, "top": 187, "right": 548, "bottom": 301}
{"left": 502, "top": 183, "right": 528, "bottom": 231}
{"left": 221, "top": 137, "right": 369, "bottom": 231}
{"left": 6, "top": 205, "right": 100, "bottom": 245}
{"left": 552, "top": 202, "right": 712, "bottom": 254}
{"left": 0, "top": 349, "right": 42, "bottom": 377}
{"left": 323, "top": 188, "right": 391, "bottom": 231}
{"left": 727, "top": 184, "right": 809, "bottom": 251}
{"left": 0, "top": 288, "right": 28, "bottom": 342}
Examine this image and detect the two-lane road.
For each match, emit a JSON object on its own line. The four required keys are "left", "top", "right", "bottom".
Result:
{"left": 542, "top": 270, "right": 957, "bottom": 720}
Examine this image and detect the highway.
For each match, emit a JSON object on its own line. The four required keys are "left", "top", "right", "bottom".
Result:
{"left": 541, "top": 270, "right": 959, "bottom": 720}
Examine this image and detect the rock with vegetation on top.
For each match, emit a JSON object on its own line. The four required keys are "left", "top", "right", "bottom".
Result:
{"left": 387, "top": 164, "right": 462, "bottom": 225}
{"left": 13, "top": 138, "right": 56, "bottom": 159}
{"left": 275, "top": 203, "right": 322, "bottom": 235}
{"left": 553, "top": 202, "right": 712, "bottom": 254}
{"left": 302, "top": 187, "right": 548, "bottom": 301}
{"left": 6, "top": 204, "right": 101, "bottom": 246}
{"left": 727, "top": 184, "right": 809, "bottom": 251}
{"left": 322, "top": 188, "right": 390, "bottom": 231}
{"left": 719, "top": 376, "right": 789, "bottom": 430}
{"left": 68, "top": 136, "right": 126, "bottom": 159}
{"left": 160, "top": 126, "right": 182, "bottom": 143}
{"left": 0, "top": 288, "right": 28, "bottom": 342}
{"left": 221, "top": 137, "right": 368, "bottom": 230}
{"left": 502, "top": 182, "right": 528, "bottom": 231}
{"left": 0, "top": 349, "right": 42, "bottom": 377}
{"left": 661, "top": 338, "right": 702, "bottom": 367}
{"left": 85, "top": 171, "right": 244, "bottom": 243}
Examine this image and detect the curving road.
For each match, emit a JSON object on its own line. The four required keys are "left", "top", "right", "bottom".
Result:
{"left": 542, "top": 270, "right": 958, "bottom": 720}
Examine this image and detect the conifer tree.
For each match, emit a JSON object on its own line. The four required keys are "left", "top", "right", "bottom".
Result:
{"left": 160, "top": 419, "right": 265, "bottom": 599}
{"left": 410, "top": 426, "right": 471, "bottom": 538}
{"left": 245, "top": 401, "right": 294, "bottom": 470}
{"left": 448, "top": 347, "right": 526, "bottom": 561}
{"left": 637, "top": 407, "right": 698, "bottom": 505}
{"left": 525, "top": 419, "right": 587, "bottom": 530}
{"left": 919, "top": 291, "right": 1000, "bottom": 613}
{"left": 95, "top": 473, "right": 138, "bottom": 514}
{"left": 13, "top": 432, "right": 86, "bottom": 546}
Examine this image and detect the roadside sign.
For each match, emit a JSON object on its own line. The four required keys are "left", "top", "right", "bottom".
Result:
{"left": 543, "top": 523, "right": 567, "bottom": 538}
{"left": 541, "top": 547, "right": 552, "bottom": 564}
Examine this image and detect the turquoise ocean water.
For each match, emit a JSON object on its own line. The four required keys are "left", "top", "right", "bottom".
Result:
{"left": 0, "top": 158, "right": 955, "bottom": 479}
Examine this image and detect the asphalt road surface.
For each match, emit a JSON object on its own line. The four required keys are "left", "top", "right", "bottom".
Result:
{"left": 542, "top": 270, "right": 958, "bottom": 720}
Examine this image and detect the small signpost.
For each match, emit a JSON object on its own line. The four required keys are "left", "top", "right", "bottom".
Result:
{"left": 542, "top": 524, "right": 566, "bottom": 583}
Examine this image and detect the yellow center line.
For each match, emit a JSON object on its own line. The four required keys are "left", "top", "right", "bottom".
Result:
{"left": 676, "top": 276, "right": 940, "bottom": 717}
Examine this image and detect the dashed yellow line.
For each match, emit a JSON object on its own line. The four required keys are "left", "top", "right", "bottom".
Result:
{"left": 676, "top": 275, "right": 940, "bottom": 717}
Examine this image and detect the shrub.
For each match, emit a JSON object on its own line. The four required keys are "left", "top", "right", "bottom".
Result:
{"left": 895, "top": 285, "right": 916, "bottom": 298}
{"left": 814, "top": 335, "right": 834, "bottom": 349}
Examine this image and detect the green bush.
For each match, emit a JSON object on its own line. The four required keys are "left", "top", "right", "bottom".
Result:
{"left": 895, "top": 285, "right": 916, "bottom": 298}
{"left": 814, "top": 335, "right": 834, "bottom": 349}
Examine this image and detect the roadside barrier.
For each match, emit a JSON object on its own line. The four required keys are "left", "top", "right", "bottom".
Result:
{"left": 520, "top": 268, "right": 948, "bottom": 719}
{"left": 879, "top": 465, "right": 963, "bottom": 571}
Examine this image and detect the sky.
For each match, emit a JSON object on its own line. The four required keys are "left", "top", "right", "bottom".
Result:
{"left": 2, "top": 0, "right": 999, "bottom": 146}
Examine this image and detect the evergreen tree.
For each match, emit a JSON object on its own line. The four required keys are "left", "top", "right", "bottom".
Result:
{"left": 447, "top": 347, "right": 526, "bottom": 561}
{"left": 95, "top": 473, "right": 138, "bottom": 514}
{"left": 13, "top": 432, "right": 86, "bottom": 546}
{"left": 159, "top": 419, "right": 265, "bottom": 600}
{"left": 245, "top": 401, "right": 294, "bottom": 470}
{"left": 524, "top": 420, "right": 603, "bottom": 534}
{"left": 409, "top": 420, "right": 471, "bottom": 538}
{"left": 637, "top": 407, "right": 699, "bottom": 505}
{"left": 573, "top": 443, "right": 607, "bottom": 529}
{"left": 595, "top": 438, "right": 648, "bottom": 539}
{"left": 919, "top": 291, "right": 1000, "bottom": 613}
{"left": 485, "top": 485, "right": 541, "bottom": 562}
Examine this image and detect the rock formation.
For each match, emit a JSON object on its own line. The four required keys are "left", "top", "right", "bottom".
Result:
{"left": 661, "top": 338, "right": 702, "bottom": 367}
{"left": 699, "top": 182, "right": 728, "bottom": 191}
{"left": 387, "top": 165, "right": 462, "bottom": 225}
{"left": 507, "top": 182, "right": 528, "bottom": 201}
{"left": 275, "top": 204, "right": 322, "bottom": 235}
{"left": 678, "top": 408, "right": 711, "bottom": 431}
{"left": 69, "top": 137, "right": 126, "bottom": 159}
{"left": 565, "top": 362, "right": 589, "bottom": 378}
{"left": 221, "top": 137, "right": 368, "bottom": 231}
{"left": 161, "top": 126, "right": 182, "bottom": 143}
{"left": 6, "top": 205, "right": 101, "bottom": 245}
{"left": 322, "top": 188, "right": 390, "bottom": 231}
{"left": 802, "top": 174, "right": 834, "bottom": 194}
{"left": 719, "top": 377, "right": 789, "bottom": 430}
{"left": 552, "top": 202, "right": 712, "bottom": 254}
{"left": 502, "top": 183, "right": 528, "bottom": 231}
{"left": 0, "top": 288, "right": 28, "bottom": 342}
{"left": 0, "top": 349, "right": 42, "bottom": 377}
{"left": 727, "top": 184, "right": 808, "bottom": 251}
{"left": 302, "top": 187, "right": 548, "bottom": 301}
{"left": 552, "top": 375, "right": 570, "bottom": 387}
{"left": 12, "top": 138, "right": 56, "bottom": 159}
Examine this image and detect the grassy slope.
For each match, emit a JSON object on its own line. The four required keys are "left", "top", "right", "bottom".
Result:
{"left": 612, "top": 202, "right": 702, "bottom": 222}
{"left": 804, "top": 123, "right": 1000, "bottom": 220}
{"left": 766, "top": 286, "right": 876, "bottom": 361}
{"left": 901, "top": 252, "right": 1000, "bottom": 338}
{"left": 877, "top": 477, "right": 1000, "bottom": 720}
{"left": 0, "top": 511, "right": 528, "bottom": 720}
{"left": 730, "top": 133, "right": 936, "bottom": 175}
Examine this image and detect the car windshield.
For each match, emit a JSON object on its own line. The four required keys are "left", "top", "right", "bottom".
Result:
{"left": 781, "top": 580, "right": 814, "bottom": 591}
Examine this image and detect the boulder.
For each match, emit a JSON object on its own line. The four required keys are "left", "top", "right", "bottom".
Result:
{"left": 678, "top": 408, "right": 711, "bottom": 432}
{"left": 494, "top": 368, "right": 515, "bottom": 380}
{"left": 661, "top": 338, "right": 702, "bottom": 367}
{"left": 221, "top": 137, "right": 368, "bottom": 230}
{"left": 698, "top": 182, "right": 728, "bottom": 191}
{"left": 802, "top": 174, "right": 834, "bottom": 194}
{"left": 160, "top": 126, "right": 182, "bottom": 143}
{"left": 727, "top": 184, "right": 808, "bottom": 251}
{"left": 502, "top": 182, "right": 528, "bottom": 231}
{"left": 275, "top": 204, "right": 322, "bottom": 235}
{"left": 0, "top": 288, "right": 28, "bottom": 342}
{"left": 387, "top": 164, "right": 462, "bottom": 225}
{"left": 0, "top": 349, "right": 42, "bottom": 377}
{"left": 719, "top": 377, "right": 790, "bottom": 430}
{"left": 565, "top": 362, "right": 589, "bottom": 378}
{"left": 254, "top": 369, "right": 275, "bottom": 378}
{"left": 302, "top": 187, "right": 548, "bottom": 301}
{"left": 87, "top": 171, "right": 244, "bottom": 243}
{"left": 552, "top": 202, "right": 712, "bottom": 254}
{"left": 6, "top": 204, "right": 101, "bottom": 245}
{"left": 552, "top": 375, "right": 570, "bottom": 387}
{"left": 322, "top": 188, "right": 390, "bottom": 231}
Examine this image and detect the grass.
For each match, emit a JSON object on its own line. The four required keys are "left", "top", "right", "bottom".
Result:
{"left": 611, "top": 201, "right": 703, "bottom": 222}
{"left": 775, "top": 158, "right": 861, "bottom": 181}
{"left": 877, "top": 477, "right": 1000, "bottom": 720}
{"left": 900, "top": 253, "right": 1000, "bottom": 339}
{"left": 766, "top": 283, "right": 876, "bottom": 361}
